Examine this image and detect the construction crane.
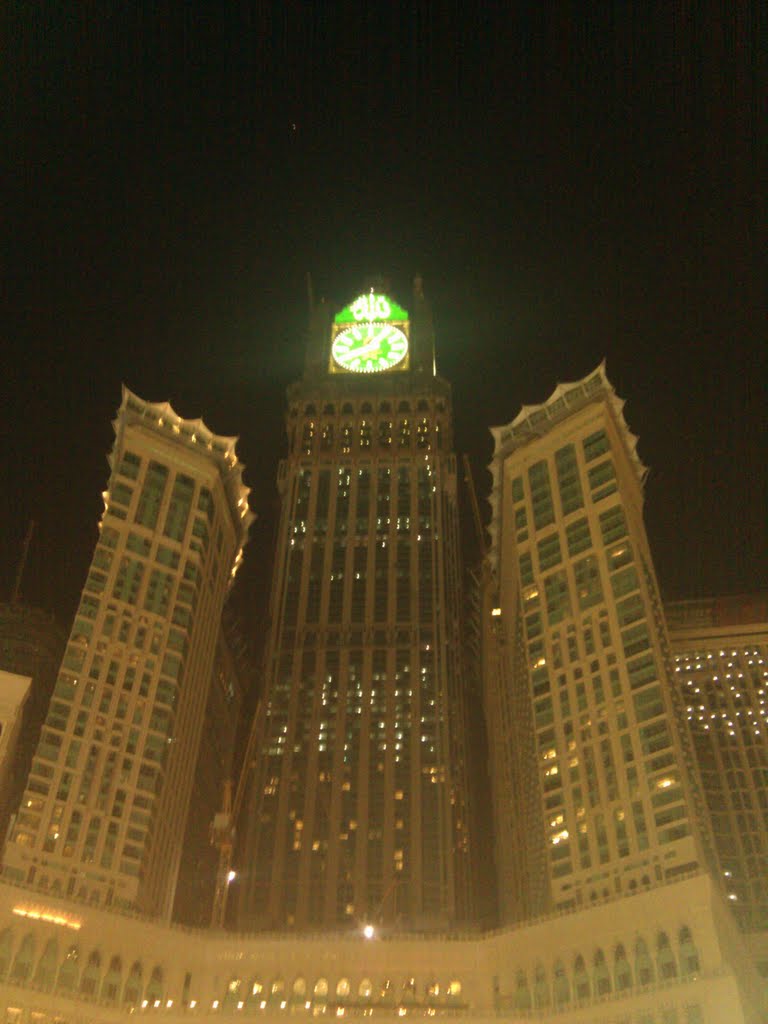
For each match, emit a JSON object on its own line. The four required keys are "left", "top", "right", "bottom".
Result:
{"left": 209, "top": 699, "right": 265, "bottom": 928}
{"left": 462, "top": 454, "right": 487, "bottom": 557}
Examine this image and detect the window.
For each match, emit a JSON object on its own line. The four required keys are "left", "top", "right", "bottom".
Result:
{"left": 144, "top": 570, "right": 173, "bottom": 616}
{"left": 583, "top": 429, "right": 609, "bottom": 462}
{"left": 538, "top": 533, "right": 562, "bottom": 571}
{"left": 119, "top": 451, "right": 141, "bottom": 479}
{"left": 599, "top": 505, "right": 627, "bottom": 545}
{"left": 511, "top": 476, "right": 524, "bottom": 502}
{"left": 588, "top": 459, "right": 617, "bottom": 501}
{"left": 555, "top": 444, "right": 584, "bottom": 514}
{"left": 163, "top": 473, "right": 195, "bottom": 540}
{"left": 574, "top": 556, "right": 602, "bottom": 609}
{"left": 135, "top": 462, "right": 168, "bottom": 529}
{"left": 622, "top": 622, "right": 650, "bottom": 658}
{"left": 519, "top": 552, "right": 534, "bottom": 586}
{"left": 611, "top": 565, "right": 638, "bottom": 597}
{"left": 529, "top": 461, "right": 554, "bottom": 530}
{"left": 566, "top": 517, "right": 591, "bottom": 556}
{"left": 113, "top": 557, "right": 145, "bottom": 605}
{"left": 616, "top": 593, "right": 644, "bottom": 627}
{"left": 545, "top": 571, "right": 571, "bottom": 625}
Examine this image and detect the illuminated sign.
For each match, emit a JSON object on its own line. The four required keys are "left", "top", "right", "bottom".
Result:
{"left": 333, "top": 292, "right": 409, "bottom": 326}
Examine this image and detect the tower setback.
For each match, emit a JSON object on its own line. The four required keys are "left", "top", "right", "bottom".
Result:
{"left": 2, "top": 390, "right": 253, "bottom": 919}
{"left": 484, "top": 364, "right": 717, "bottom": 922}
{"left": 237, "top": 281, "right": 472, "bottom": 931}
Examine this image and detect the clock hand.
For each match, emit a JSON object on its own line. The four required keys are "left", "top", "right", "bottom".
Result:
{"left": 351, "top": 333, "right": 388, "bottom": 360}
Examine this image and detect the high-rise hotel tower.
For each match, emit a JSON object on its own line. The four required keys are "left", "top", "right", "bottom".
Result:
{"left": 2, "top": 391, "right": 253, "bottom": 920}
{"left": 484, "top": 364, "right": 718, "bottom": 923}
{"left": 238, "top": 280, "right": 472, "bottom": 931}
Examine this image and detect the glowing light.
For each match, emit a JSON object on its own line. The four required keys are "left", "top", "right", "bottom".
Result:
{"left": 12, "top": 906, "right": 81, "bottom": 930}
{"left": 363, "top": 923, "right": 375, "bottom": 939}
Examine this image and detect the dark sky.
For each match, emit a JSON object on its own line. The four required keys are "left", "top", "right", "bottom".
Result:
{"left": 2, "top": 4, "right": 766, "bottom": 634}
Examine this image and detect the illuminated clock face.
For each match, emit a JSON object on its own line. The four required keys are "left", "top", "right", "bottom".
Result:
{"left": 332, "top": 322, "right": 409, "bottom": 373}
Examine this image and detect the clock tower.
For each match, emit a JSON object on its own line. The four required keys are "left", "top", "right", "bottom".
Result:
{"left": 237, "top": 278, "right": 472, "bottom": 931}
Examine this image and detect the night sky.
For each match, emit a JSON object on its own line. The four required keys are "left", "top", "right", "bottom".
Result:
{"left": 3, "top": 4, "right": 766, "bottom": 640}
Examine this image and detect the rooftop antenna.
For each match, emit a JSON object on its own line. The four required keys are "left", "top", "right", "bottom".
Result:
{"left": 11, "top": 520, "right": 35, "bottom": 604}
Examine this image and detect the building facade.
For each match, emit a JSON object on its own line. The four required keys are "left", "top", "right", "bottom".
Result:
{"left": 2, "top": 390, "right": 253, "bottom": 920}
{"left": 0, "top": 604, "right": 66, "bottom": 846}
{"left": 484, "top": 365, "right": 717, "bottom": 923}
{"left": 0, "top": 870, "right": 762, "bottom": 1023}
{"left": 0, "top": 672, "right": 32, "bottom": 834}
{"left": 666, "top": 594, "right": 768, "bottom": 932}
{"left": 173, "top": 612, "right": 249, "bottom": 928}
{"left": 237, "top": 281, "right": 472, "bottom": 932}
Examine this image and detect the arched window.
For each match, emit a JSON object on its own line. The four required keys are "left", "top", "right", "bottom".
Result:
{"left": 323, "top": 404, "right": 335, "bottom": 415}
{"left": 0, "top": 929, "right": 12, "bottom": 978}
{"left": 246, "top": 979, "right": 264, "bottom": 1008}
{"left": 304, "top": 404, "right": 317, "bottom": 416}
{"left": 358, "top": 978, "right": 373, "bottom": 1000}
{"left": 426, "top": 980, "right": 440, "bottom": 1001}
{"left": 145, "top": 965, "right": 164, "bottom": 1004}
{"left": 401, "top": 976, "right": 416, "bottom": 1003}
{"left": 101, "top": 955, "right": 122, "bottom": 1002}
{"left": 336, "top": 978, "right": 351, "bottom": 999}
{"left": 79, "top": 950, "right": 102, "bottom": 995}
{"left": 292, "top": 977, "right": 307, "bottom": 998}
{"left": 635, "top": 938, "right": 655, "bottom": 986}
{"left": 341, "top": 403, "right": 353, "bottom": 415}
{"left": 313, "top": 978, "right": 328, "bottom": 1000}
{"left": 123, "top": 961, "right": 143, "bottom": 1005}
{"left": 397, "top": 401, "right": 410, "bottom": 412}
{"left": 553, "top": 959, "right": 570, "bottom": 1004}
{"left": 679, "top": 926, "right": 700, "bottom": 975}
{"left": 11, "top": 933, "right": 36, "bottom": 981}
{"left": 533, "top": 964, "right": 550, "bottom": 1008}
{"left": 270, "top": 978, "right": 285, "bottom": 1005}
{"left": 614, "top": 945, "right": 632, "bottom": 991}
{"left": 573, "top": 955, "right": 590, "bottom": 1000}
{"left": 379, "top": 401, "right": 392, "bottom": 413}
{"left": 447, "top": 980, "right": 462, "bottom": 1001}
{"left": 417, "top": 399, "right": 429, "bottom": 411}
{"left": 379, "top": 978, "right": 394, "bottom": 1003}
{"left": 57, "top": 945, "right": 80, "bottom": 992}
{"left": 33, "top": 938, "right": 58, "bottom": 991}
{"left": 361, "top": 402, "right": 373, "bottom": 413}
{"left": 657, "top": 931, "right": 678, "bottom": 980}
{"left": 223, "top": 977, "right": 243, "bottom": 1009}
{"left": 593, "top": 949, "right": 612, "bottom": 996}
{"left": 512, "top": 969, "right": 531, "bottom": 1010}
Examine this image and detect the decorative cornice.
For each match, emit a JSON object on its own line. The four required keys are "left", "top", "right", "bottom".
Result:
{"left": 111, "top": 387, "right": 255, "bottom": 579}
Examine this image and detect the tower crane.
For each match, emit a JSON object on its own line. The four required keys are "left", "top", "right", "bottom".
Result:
{"left": 209, "top": 700, "right": 265, "bottom": 928}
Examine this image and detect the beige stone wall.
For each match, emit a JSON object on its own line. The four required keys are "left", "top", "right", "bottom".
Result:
{"left": 0, "top": 873, "right": 763, "bottom": 1022}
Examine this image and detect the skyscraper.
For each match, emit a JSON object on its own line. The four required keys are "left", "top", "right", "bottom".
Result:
{"left": 484, "top": 364, "right": 717, "bottom": 922}
{"left": 238, "top": 280, "right": 472, "bottom": 931}
{"left": 666, "top": 594, "right": 768, "bottom": 932}
{"left": 2, "top": 390, "right": 253, "bottom": 920}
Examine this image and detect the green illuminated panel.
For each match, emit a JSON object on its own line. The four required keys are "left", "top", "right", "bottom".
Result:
{"left": 334, "top": 293, "right": 409, "bottom": 325}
